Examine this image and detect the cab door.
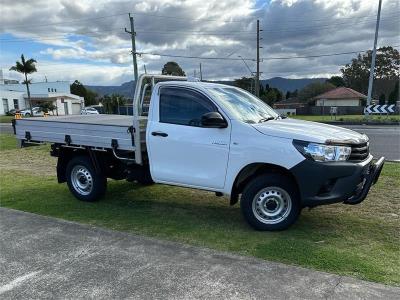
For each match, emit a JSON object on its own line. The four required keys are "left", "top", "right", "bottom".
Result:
{"left": 146, "top": 86, "right": 231, "bottom": 190}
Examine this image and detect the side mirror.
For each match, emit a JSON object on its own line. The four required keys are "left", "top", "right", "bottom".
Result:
{"left": 201, "top": 112, "right": 228, "bottom": 128}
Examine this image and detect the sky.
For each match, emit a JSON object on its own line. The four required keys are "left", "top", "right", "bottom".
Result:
{"left": 0, "top": 0, "right": 399, "bottom": 86}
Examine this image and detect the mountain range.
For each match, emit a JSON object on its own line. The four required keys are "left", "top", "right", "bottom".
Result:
{"left": 87, "top": 77, "right": 328, "bottom": 98}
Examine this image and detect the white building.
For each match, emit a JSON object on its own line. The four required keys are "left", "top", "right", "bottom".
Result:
{"left": 0, "top": 73, "right": 84, "bottom": 116}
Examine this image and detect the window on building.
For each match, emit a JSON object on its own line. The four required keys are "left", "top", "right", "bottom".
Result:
{"left": 159, "top": 87, "right": 215, "bottom": 127}
{"left": 2, "top": 98, "right": 9, "bottom": 113}
{"left": 13, "top": 99, "right": 19, "bottom": 109}
{"left": 48, "top": 88, "right": 50, "bottom": 92}
{"left": 51, "top": 88, "right": 54, "bottom": 92}
{"left": 54, "top": 89, "right": 57, "bottom": 92}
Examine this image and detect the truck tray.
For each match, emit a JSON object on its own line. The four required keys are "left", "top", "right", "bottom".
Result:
{"left": 15, "top": 115, "right": 147, "bottom": 151}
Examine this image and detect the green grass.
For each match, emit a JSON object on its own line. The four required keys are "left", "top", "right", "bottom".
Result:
{"left": 0, "top": 133, "right": 18, "bottom": 150}
{"left": 0, "top": 115, "right": 14, "bottom": 123}
{"left": 0, "top": 134, "right": 399, "bottom": 285}
{"left": 292, "top": 114, "right": 400, "bottom": 123}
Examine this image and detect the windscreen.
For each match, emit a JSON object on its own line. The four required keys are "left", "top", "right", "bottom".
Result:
{"left": 207, "top": 87, "right": 278, "bottom": 124}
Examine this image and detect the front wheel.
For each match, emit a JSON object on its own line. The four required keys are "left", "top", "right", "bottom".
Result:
{"left": 240, "top": 173, "right": 301, "bottom": 231}
{"left": 66, "top": 156, "right": 107, "bottom": 202}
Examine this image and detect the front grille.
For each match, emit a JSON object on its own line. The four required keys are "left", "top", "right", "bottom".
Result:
{"left": 349, "top": 142, "right": 369, "bottom": 161}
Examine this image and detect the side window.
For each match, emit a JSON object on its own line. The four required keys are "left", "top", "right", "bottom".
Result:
{"left": 159, "top": 87, "right": 215, "bottom": 127}
{"left": 13, "top": 99, "right": 19, "bottom": 109}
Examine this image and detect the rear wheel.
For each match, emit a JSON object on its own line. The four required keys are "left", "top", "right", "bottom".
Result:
{"left": 66, "top": 156, "right": 107, "bottom": 202}
{"left": 240, "top": 173, "right": 300, "bottom": 231}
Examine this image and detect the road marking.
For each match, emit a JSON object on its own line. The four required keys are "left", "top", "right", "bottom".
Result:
{"left": 0, "top": 271, "right": 42, "bottom": 294}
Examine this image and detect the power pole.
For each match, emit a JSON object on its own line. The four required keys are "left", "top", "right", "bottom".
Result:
{"left": 255, "top": 19, "right": 262, "bottom": 97}
{"left": 144, "top": 64, "right": 147, "bottom": 74}
{"left": 199, "top": 63, "right": 203, "bottom": 81}
{"left": 125, "top": 13, "right": 138, "bottom": 82}
{"left": 366, "top": 0, "right": 383, "bottom": 117}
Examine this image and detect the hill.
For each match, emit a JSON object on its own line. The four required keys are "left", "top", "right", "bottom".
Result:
{"left": 87, "top": 77, "right": 328, "bottom": 98}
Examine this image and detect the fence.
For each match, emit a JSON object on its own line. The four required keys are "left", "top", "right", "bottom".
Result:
{"left": 297, "top": 106, "right": 365, "bottom": 115}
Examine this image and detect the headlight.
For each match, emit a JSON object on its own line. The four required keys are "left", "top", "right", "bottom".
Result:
{"left": 293, "top": 140, "right": 351, "bottom": 162}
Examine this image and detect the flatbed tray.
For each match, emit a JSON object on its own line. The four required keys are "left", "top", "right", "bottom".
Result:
{"left": 15, "top": 115, "right": 146, "bottom": 151}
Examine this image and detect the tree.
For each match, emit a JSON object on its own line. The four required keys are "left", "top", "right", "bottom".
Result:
{"left": 161, "top": 61, "right": 185, "bottom": 76}
{"left": 341, "top": 46, "right": 400, "bottom": 95}
{"left": 37, "top": 102, "right": 57, "bottom": 114}
{"left": 70, "top": 80, "right": 98, "bottom": 106}
{"left": 285, "top": 91, "right": 291, "bottom": 99}
{"left": 259, "top": 85, "right": 283, "bottom": 105}
{"left": 388, "top": 81, "right": 399, "bottom": 105}
{"left": 100, "top": 94, "right": 126, "bottom": 114}
{"left": 234, "top": 76, "right": 255, "bottom": 93}
{"left": 326, "top": 76, "right": 345, "bottom": 87}
{"left": 378, "top": 93, "right": 386, "bottom": 105}
{"left": 298, "top": 82, "right": 336, "bottom": 103}
{"left": 9, "top": 54, "right": 37, "bottom": 115}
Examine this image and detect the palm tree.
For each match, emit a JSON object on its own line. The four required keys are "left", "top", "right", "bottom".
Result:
{"left": 10, "top": 54, "right": 37, "bottom": 115}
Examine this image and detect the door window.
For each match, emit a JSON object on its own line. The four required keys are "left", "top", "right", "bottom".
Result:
{"left": 159, "top": 87, "right": 215, "bottom": 127}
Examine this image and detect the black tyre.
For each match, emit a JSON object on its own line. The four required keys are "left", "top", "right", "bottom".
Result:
{"left": 240, "top": 173, "right": 301, "bottom": 231}
{"left": 66, "top": 156, "right": 107, "bottom": 202}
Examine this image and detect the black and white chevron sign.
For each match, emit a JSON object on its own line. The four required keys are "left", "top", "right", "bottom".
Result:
{"left": 365, "top": 104, "right": 396, "bottom": 114}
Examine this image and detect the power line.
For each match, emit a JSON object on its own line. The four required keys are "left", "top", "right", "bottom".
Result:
{"left": 260, "top": 11, "right": 400, "bottom": 24}
{"left": 0, "top": 13, "right": 128, "bottom": 29}
{"left": 135, "top": 51, "right": 256, "bottom": 61}
{"left": 0, "top": 29, "right": 255, "bottom": 41}
{"left": 261, "top": 17, "right": 399, "bottom": 34}
{"left": 2, "top": 16, "right": 397, "bottom": 44}
{"left": 136, "top": 46, "right": 399, "bottom": 62}
{"left": 2, "top": 7, "right": 397, "bottom": 30}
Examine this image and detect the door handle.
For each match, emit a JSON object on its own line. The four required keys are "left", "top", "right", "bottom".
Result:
{"left": 151, "top": 131, "right": 168, "bottom": 137}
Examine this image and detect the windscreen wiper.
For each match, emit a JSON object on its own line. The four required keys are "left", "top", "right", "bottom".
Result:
{"left": 258, "top": 116, "right": 276, "bottom": 123}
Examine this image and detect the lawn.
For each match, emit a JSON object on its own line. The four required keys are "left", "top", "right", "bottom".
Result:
{"left": 291, "top": 114, "right": 400, "bottom": 123}
{"left": 0, "top": 115, "right": 14, "bottom": 123}
{"left": 0, "top": 133, "right": 399, "bottom": 286}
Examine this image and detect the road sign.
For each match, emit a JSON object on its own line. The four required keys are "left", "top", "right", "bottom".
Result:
{"left": 364, "top": 104, "right": 396, "bottom": 114}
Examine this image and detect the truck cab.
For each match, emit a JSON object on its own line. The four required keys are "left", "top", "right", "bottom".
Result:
{"left": 14, "top": 75, "right": 384, "bottom": 231}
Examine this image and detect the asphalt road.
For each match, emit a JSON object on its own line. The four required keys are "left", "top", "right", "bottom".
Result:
{"left": 1, "top": 122, "right": 398, "bottom": 160}
{"left": 1, "top": 208, "right": 399, "bottom": 299}
{"left": 340, "top": 125, "right": 400, "bottom": 161}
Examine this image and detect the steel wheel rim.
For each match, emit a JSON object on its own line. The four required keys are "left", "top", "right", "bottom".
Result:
{"left": 252, "top": 186, "right": 292, "bottom": 224}
{"left": 71, "top": 165, "right": 93, "bottom": 195}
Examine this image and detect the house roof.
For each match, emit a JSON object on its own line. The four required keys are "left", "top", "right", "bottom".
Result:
{"left": 273, "top": 97, "right": 306, "bottom": 108}
{"left": 314, "top": 87, "right": 367, "bottom": 100}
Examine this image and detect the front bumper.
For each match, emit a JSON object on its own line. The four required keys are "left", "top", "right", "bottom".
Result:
{"left": 290, "top": 155, "right": 384, "bottom": 207}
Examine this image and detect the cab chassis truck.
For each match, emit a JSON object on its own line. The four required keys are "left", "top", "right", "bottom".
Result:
{"left": 13, "top": 74, "right": 384, "bottom": 230}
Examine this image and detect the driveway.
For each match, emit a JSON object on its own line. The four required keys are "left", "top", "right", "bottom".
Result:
{"left": 0, "top": 208, "right": 398, "bottom": 299}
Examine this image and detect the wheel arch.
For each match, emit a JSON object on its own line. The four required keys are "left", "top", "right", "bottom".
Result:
{"left": 230, "top": 162, "right": 300, "bottom": 206}
{"left": 54, "top": 146, "right": 104, "bottom": 183}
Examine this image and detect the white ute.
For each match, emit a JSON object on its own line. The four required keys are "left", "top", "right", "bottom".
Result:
{"left": 13, "top": 74, "right": 384, "bottom": 230}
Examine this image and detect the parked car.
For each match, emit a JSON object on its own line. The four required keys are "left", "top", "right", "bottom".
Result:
{"left": 13, "top": 75, "right": 384, "bottom": 231}
{"left": 81, "top": 107, "right": 100, "bottom": 115}
{"left": 6, "top": 109, "right": 19, "bottom": 116}
{"left": 19, "top": 107, "right": 44, "bottom": 117}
